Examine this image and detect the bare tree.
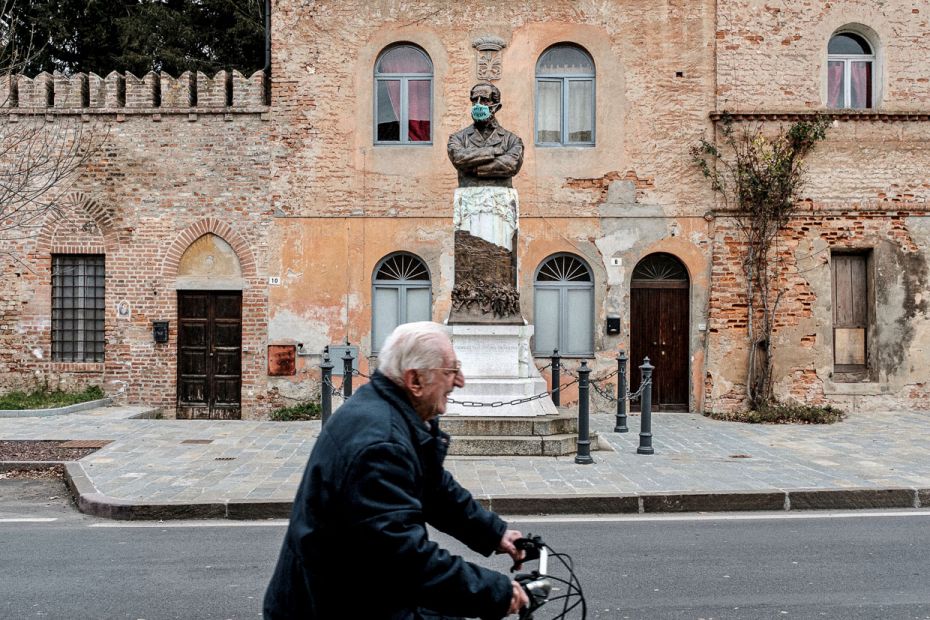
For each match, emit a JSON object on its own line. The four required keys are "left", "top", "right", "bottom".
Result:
{"left": 692, "top": 114, "right": 829, "bottom": 410}
{"left": 0, "top": 0, "right": 98, "bottom": 257}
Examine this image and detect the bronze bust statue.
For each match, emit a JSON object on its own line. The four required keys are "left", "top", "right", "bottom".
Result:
{"left": 447, "top": 83, "right": 524, "bottom": 188}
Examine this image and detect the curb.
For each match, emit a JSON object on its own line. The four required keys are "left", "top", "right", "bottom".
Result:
{"left": 63, "top": 463, "right": 293, "bottom": 520}
{"left": 483, "top": 488, "right": 926, "bottom": 514}
{"left": 0, "top": 398, "right": 113, "bottom": 418}
{"left": 54, "top": 462, "right": 928, "bottom": 521}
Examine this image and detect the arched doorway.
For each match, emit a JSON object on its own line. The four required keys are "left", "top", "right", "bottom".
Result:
{"left": 175, "top": 234, "right": 244, "bottom": 420}
{"left": 630, "top": 253, "right": 689, "bottom": 411}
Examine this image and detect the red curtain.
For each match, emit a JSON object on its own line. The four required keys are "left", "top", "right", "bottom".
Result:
{"left": 378, "top": 49, "right": 431, "bottom": 141}
{"left": 407, "top": 80, "right": 430, "bottom": 141}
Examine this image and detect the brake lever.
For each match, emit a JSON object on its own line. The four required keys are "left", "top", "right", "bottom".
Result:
{"left": 511, "top": 535, "right": 543, "bottom": 572}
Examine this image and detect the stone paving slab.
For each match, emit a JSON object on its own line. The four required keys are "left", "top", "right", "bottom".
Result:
{"left": 2, "top": 405, "right": 930, "bottom": 519}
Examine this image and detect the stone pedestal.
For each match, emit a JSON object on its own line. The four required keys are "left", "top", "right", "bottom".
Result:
{"left": 446, "top": 324, "right": 557, "bottom": 417}
{"left": 450, "top": 187, "right": 521, "bottom": 323}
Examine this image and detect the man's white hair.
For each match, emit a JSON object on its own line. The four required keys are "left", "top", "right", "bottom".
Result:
{"left": 379, "top": 321, "right": 450, "bottom": 384}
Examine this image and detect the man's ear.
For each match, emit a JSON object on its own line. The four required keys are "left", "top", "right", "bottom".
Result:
{"left": 403, "top": 368, "right": 424, "bottom": 397}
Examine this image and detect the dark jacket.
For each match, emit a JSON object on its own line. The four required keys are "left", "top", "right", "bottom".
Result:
{"left": 263, "top": 371, "right": 512, "bottom": 620}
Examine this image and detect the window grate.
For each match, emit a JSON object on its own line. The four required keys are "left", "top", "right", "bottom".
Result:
{"left": 52, "top": 254, "right": 105, "bottom": 362}
{"left": 375, "top": 253, "right": 430, "bottom": 281}
{"left": 536, "top": 255, "right": 592, "bottom": 282}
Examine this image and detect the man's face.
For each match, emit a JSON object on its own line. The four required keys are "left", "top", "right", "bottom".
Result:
{"left": 415, "top": 340, "right": 465, "bottom": 420}
{"left": 470, "top": 85, "right": 500, "bottom": 118}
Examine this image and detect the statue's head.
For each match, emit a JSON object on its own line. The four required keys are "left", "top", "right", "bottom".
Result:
{"left": 470, "top": 82, "right": 501, "bottom": 123}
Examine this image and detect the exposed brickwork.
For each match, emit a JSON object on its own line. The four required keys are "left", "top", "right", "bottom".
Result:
{"left": 716, "top": 0, "right": 930, "bottom": 111}
{"left": 0, "top": 105, "right": 273, "bottom": 417}
{"left": 705, "top": 202, "right": 930, "bottom": 412}
{"left": 1, "top": 0, "right": 930, "bottom": 418}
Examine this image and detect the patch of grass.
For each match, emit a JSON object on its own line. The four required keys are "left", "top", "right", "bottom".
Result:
{"left": 705, "top": 402, "right": 845, "bottom": 424}
{"left": 269, "top": 401, "right": 321, "bottom": 421}
{"left": 0, "top": 385, "right": 105, "bottom": 410}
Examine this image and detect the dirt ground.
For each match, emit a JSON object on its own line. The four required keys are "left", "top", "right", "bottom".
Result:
{"left": 0, "top": 464, "right": 65, "bottom": 480}
{"left": 0, "top": 440, "right": 100, "bottom": 461}
{"left": 0, "top": 441, "right": 101, "bottom": 479}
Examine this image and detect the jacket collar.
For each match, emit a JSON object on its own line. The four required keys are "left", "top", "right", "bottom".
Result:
{"left": 370, "top": 371, "right": 444, "bottom": 448}
{"left": 464, "top": 119, "right": 504, "bottom": 147}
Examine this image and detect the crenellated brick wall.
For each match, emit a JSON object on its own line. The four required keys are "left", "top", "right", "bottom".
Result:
{"left": 0, "top": 82, "right": 274, "bottom": 415}
{"left": 3, "top": 70, "right": 266, "bottom": 111}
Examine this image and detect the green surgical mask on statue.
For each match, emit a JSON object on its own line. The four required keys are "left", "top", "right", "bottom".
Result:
{"left": 471, "top": 103, "right": 491, "bottom": 122}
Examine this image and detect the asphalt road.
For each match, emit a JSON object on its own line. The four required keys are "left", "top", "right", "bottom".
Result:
{"left": 2, "top": 479, "right": 929, "bottom": 619}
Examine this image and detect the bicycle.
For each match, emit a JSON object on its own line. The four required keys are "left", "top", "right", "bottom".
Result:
{"left": 511, "top": 535, "right": 586, "bottom": 619}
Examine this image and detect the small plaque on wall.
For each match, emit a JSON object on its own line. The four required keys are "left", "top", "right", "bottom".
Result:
{"left": 268, "top": 344, "right": 297, "bottom": 376}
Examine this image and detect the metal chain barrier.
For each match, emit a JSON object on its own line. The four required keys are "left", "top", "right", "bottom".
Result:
{"left": 590, "top": 378, "right": 619, "bottom": 402}
{"left": 447, "top": 367, "right": 582, "bottom": 408}
{"left": 591, "top": 376, "right": 651, "bottom": 402}
{"left": 324, "top": 352, "right": 648, "bottom": 409}
{"left": 322, "top": 375, "right": 344, "bottom": 400}
{"left": 447, "top": 391, "right": 556, "bottom": 408}
{"left": 565, "top": 366, "right": 650, "bottom": 404}
{"left": 626, "top": 376, "right": 652, "bottom": 402}
{"left": 350, "top": 355, "right": 377, "bottom": 379}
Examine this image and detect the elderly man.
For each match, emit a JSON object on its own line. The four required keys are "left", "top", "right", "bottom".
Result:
{"left": 264, "top": 321, "right": 529, "bottom": 619}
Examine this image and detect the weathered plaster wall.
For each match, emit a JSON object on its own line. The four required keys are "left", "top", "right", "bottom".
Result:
{"left": 702, "top": 126, "right": 930, "bottom": 413}
{"left": 701, "top": 0, "right": 930, "bottom": 412}
{"left": 270, "top": 0, "right": 716, "bottom": 216}
{"left": 4, "top": 0, "right": 929, "bottom": 417}
{"left": 265, "top": 0, "right": 718, "bottom": 408}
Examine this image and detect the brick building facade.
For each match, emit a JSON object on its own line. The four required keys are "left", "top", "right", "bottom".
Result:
{"left": 1, "top": 0, "right": 928, "bottom": 417}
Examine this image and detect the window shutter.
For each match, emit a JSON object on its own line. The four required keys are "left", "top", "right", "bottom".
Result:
{"left": 566, "top": 287, "right": 593, "bottom": 354}
{"left": 534, "top": 288, "right": 560, "bottom": 354}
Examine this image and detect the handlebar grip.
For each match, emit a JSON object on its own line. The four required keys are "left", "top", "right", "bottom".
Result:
{"left": 518, "top": 581, "right": 535, "bottom": 620}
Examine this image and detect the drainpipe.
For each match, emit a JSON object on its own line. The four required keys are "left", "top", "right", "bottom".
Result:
{"left": 264, "top": 0, "right": 272, "bottom": 104}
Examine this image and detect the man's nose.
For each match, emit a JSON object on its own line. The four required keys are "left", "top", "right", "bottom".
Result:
{"left": 454, "top": 372, "right": 465, "bottom": 388}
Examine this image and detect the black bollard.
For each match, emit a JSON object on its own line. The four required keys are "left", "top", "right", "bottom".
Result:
{"left": 637, "top": 357, "right": 655, "bottom": 455}
{"left": 342, "top": 346, "right": 354, "bottom": 399}
{"left": 551, "top": 349, "right": 561, "bottom": 407}
{"left": 575, "top": 360, "right": 594, "bottom": 464}
{"left": 321, "top": 347, "right": 334, "bottom": 426}
{"left": 614, "top": 349, "right": 629, "bottom": 433}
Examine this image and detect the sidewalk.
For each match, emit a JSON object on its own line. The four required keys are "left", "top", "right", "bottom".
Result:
{"left": 2, "top": 405, "right": 929, "bottom": 519}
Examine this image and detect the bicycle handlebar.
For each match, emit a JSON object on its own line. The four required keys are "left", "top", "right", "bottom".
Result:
{"left": 508, "top": 534, "right": 586, "bottom": 620}
{"left": 512, "top": 536, "right": 552, "bottom": 620}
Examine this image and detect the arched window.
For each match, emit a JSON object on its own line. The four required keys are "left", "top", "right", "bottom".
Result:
{"left": 535, "top": 44, "right": 595, "bottom": 146}
{"left": 372, "top": 253, "right": 432, "bottom": 352}
{"left": 533, "top": 254, "right": 594, "bottom": 355}
{"left": 827, "top": 31, "right": 875, "bottom": 109}
{"left": 374, "top": 44, "right": 433, "bottom": 144}
{"left": 631, "top": 252, "right": 689, "bottom": 284}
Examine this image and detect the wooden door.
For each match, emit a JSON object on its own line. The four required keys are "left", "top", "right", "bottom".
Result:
{"left": 177, "top": 291, "right": 242, "bottom": 419}
{"left": 630, "top": 254, "right": 690, "bottom": 411}
{"left": 831, "top": 253, "right": 868, "bottom": 374}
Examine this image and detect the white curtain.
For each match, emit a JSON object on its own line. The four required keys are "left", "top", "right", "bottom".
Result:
{"left": 568, "top": 80, "right": 593, "bottom": 142}
{"left": 536, "top": 80, "right": 562, "bottom": 143}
